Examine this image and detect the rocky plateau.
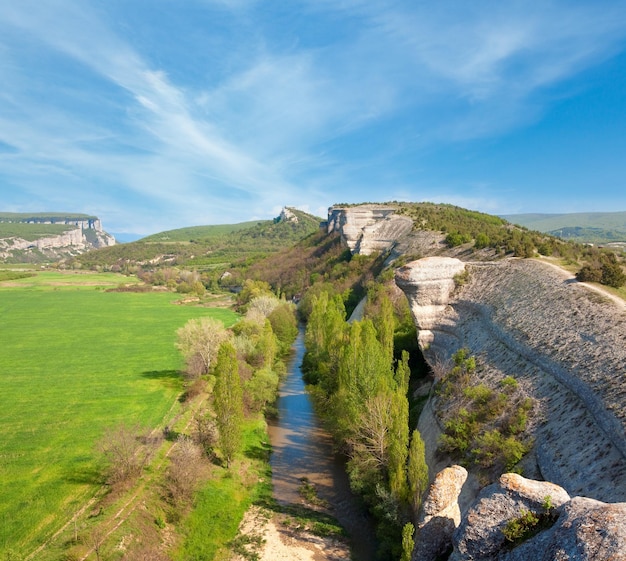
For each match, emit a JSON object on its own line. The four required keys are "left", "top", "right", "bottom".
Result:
{"left": 0, "top": 216, "right": 115, "bottom": 261}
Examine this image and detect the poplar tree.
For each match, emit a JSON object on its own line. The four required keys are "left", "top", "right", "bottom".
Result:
{"left": 388, "top": 353, "right": 410, "bottom": 503}
{"left": 373, "top": 292, "right": 395, "bottom": 363}
{"left": 304, "top": 291, "right": 346, "bottom": 393}
{"left": 407, "top": 429, "right": 429, "bottom": 518}
{"left": 213, "top": 342, "right": 244, "bottom": 468}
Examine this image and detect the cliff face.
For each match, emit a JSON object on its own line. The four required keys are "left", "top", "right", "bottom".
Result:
{"left": 327, "top": 205, "right": 414, "bottom": 255}
{"left": 0, "top": 217, "right": 115, "bottom": 261}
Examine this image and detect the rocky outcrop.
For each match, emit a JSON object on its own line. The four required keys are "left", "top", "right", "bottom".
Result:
{"left": 395, "top": 257, "right": 466, "bottom": 355}
{"left": 279, "top": 207, "right": 298, "bottom": 223}
{"left": 327, "top": 205, "right": 413, "bottom": 255}
{"left": 450, "top": 473, "right": 570, "bottom": 561}
{"left": 396, "top": 257, "right": 626, "bottom": 504}
{"left": 0, "top": 217, "right": 115, "bottom": 261}
{"left": 414, "top": 465, "right": 468, "bottom": 561}
{"left": 439, "top": 472, "right": 626, "bottom": 561}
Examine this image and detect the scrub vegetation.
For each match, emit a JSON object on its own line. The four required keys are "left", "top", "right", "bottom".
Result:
{"left": 436, "top": 349, "right": 535, "bottom": 481}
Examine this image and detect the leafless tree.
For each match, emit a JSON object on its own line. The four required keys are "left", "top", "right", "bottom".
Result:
{"left": 97, "top": 423, "right": 157, "bottom": 487}
{"left": 166, "top": 435, "right": 205, "bottom": 506}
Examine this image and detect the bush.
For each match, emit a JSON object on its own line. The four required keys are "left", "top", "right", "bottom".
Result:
{"left": 446, "top": 232, "right": 471, "bottom": 247}
{"left": 474, "top": 232, "right": 490, "bottom": 249}
{"left": 576, "top": 264, "right": 603, "bottom": 283}
{"left": 601, "top": 261, "right": 626, "bottom": 288}
{"left": 502, "top": 509, "right": 539, "bottom": 543}
{"left": 437, "top": 352, "right": 533, "bottom": 478}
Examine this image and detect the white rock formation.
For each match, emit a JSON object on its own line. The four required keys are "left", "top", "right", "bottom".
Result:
{"left": 326, "top": 205, "right": 413, "bottom": 255}
{"left": 395, "top": 257, "right": 466, "bottom": 356}
{"left": 0, "top": 217, "right": 115, "bottom": 260}
{"left": 414, "top": 465, "right": 468, "bottom": 561}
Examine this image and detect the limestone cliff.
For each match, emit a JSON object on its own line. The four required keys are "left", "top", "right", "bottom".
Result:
{"left": 0, "top": 215, "right": 115, "bottom": 262}
{"left": 327, "top": 204, "right": 414, "bottom": 255}
{"left": 396, "top": 257, "right": 626, "bottom": 503}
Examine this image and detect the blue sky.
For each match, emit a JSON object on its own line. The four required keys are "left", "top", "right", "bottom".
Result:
{"left": 1, "top": 1, "right": 626, "bottom": 235}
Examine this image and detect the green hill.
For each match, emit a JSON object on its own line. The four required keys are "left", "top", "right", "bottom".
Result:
{"left": 501, "top": 211, "right": 626, "bottom": 243}
{"left": 140, "top": 220, "right": 262, "bottom": 243}
{"left": 71, "top": 207, "right": 322, "bottom": 271}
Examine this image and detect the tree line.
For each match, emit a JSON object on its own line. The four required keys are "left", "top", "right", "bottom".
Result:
{"left": 302, "top": 285, "right": 428, "bottom": 560}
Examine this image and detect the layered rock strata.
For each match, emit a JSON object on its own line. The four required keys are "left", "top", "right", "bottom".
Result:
{"left": 395, "top": 257, "right": 466, "bottom": 355}
{"left": 0, "top": 219, "right": 115, "bottom": 260}
{"left": 327, "top": 205, "right": 413, "bottom": 255}
{"left": 397, "top": 257, "right": 626, "bottom": 502}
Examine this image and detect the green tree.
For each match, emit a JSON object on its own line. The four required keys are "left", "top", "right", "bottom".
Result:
{"left": 474, "top": 232, "right": 490, "bottom": 249}
{"left": 255, "top": 320, "right": 277, "bottom": 369}
{"left": 373, "top": 292, "right": 395, "bottom": 363}
{"left": 388, "top": 352, "right": 410, "bottom": 503}
{"left": 407, "top": 429, "right": 429, "bottom": 517}
{"left": 303, "top": 291, "right": 346, "bottom": 389}
{"left": 236, "top": 279, "right": 273, "bottom": 310}
{"left": 401, "top": 522, "right": 415, "bottom": 561}
{"left": 601, "top": 261, "right": 626, "bottom": 288}
{"left": 213, "top": 342, "right": 244, "bottom": 467}
{"left": 268, "top": 302, "right": 298, "bottom": 355}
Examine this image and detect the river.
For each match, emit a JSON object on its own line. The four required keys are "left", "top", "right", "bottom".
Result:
{"left": 268, "top": 327, "right": 378, "bottom": 561}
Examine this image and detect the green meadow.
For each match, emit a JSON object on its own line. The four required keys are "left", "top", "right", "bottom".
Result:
{"left": 0, "top": 272, "right": 238, "bottom": 557}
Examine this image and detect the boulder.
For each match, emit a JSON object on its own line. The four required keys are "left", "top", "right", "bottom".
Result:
{"left": 503, "top": 496, "right": 626, "bottom": 561}
{"left": 413, "top": 465, "right": 467, "bottom": 561}
{"left": 450, "top": 473, "right": 570, "bottom": 561}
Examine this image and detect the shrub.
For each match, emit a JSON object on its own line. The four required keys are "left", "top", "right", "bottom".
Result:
{"left": 601, "top": 261, "right": 626, "bottom": 288}
{"left": 576, "top": 264, "right": 603, "bottom": 283}
{"left": 446, "top": 232, "right": 471, "bottom": 247}
{"left": 502, "top": 509, "right": 539, "bottom": 543}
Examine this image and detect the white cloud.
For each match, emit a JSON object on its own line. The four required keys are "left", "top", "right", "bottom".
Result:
{"left": 1, "top": 0, "right": 626, "bottom": 231}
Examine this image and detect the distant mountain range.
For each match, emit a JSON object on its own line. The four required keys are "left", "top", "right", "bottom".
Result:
{"left": 501, "top": 211, "right": 626, "bottom": 244}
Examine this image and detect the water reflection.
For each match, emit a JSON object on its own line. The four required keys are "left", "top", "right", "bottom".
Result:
{"left": 269, "top": 327, "right": 377, "bottom": 561}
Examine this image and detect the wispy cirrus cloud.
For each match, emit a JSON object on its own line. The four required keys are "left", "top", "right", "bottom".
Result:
{"left": 1, "top": 0, "right": 626, "bottom": 231}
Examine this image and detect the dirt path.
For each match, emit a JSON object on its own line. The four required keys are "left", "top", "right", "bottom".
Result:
{"left": 532, "top": 257, "right": 626, "bottom": 311}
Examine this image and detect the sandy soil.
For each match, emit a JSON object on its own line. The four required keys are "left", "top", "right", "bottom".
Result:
{"left": 231, "top": 506, "right": 351, "bottom": 561}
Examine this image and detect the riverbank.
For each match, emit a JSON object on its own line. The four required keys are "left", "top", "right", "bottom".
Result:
{"left": 231, "top": 506, "right": 351, "bottom": 561}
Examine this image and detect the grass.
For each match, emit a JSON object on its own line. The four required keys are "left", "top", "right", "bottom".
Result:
{"left": 0, "top": 272, "right": 238, "bottom": 558}
{"left": 0, "top": 222, "right": 75, "bottom": 241}
{"left": 175, "top": 419, "right": 273, "bottom": 561}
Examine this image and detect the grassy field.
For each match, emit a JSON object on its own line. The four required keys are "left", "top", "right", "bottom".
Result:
{"left": 0, "top": 272, "right": 238, "bottom": 558}
{"left": 0, "top": 222, "right": 75, "bottom": 241}
{"left": 174, "top": 419, "right": 273, "bottom": 561}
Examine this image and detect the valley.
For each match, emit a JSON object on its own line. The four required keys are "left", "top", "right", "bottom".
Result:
{"left": 1, "top": 202, "right": 625, "bottom": 560}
